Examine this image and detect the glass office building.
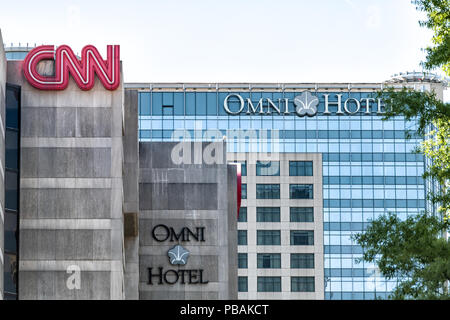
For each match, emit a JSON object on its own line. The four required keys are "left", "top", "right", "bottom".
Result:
{"left": 132, "top": 79, "right": 446, "bottom": 300}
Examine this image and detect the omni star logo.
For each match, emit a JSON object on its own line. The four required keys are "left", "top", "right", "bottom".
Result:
{"left": 168, "top": 245, "right": 190, "bottom": 265}
{"left": 294, "top": 91, "right": 319, "bottom": 117}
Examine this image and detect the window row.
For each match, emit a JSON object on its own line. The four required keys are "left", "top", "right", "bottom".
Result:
{"left": 5, "top": 84, "right": 20, "bottom": 301}
{"left": 241, "top": 184, "right": 314, "bottom": 200}
{"left": 323, "top": 152, "right": 424, "bottom": 163}
{"left": 238, "top": 230, "right": 314, "bottom": 246}
{"left": 238, "top": 253, "right": 314, "bottom": 269}
{"left": 238, "top": 276, "right": 315, "bottom": 292}
{"left": 238, "top": 207, "right": 314, "bottom": 223}
{"left": 324, "top": 199, "right": 426, "bottom": 208}
{"left": 324, "top": 176, "right": 425, "bottom": 185}
{"left": 231, "top": 161, "right": 313, "bottom": 177}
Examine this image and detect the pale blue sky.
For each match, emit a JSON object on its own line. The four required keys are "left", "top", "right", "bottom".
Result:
{"left": 0, "top": 0, "right": 446, "bottom": 87}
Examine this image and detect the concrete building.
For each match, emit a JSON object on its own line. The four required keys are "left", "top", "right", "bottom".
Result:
{"left": 0, "top": 31, "right": 238, "bottom": 300}
{"left": 131, "top": 78, "right": 447, "bottom": 300}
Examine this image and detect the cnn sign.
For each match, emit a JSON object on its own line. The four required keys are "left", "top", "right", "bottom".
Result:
{"left": 23, "top": 45, "right": 120, "bottom": 91}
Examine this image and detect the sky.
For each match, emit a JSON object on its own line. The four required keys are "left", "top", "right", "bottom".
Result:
{"left": 0, "top": 0, "right": 448, "bottom": 98}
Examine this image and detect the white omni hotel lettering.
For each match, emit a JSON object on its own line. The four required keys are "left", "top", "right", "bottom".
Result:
{"left": 223, "top": 92, "right": 386, "bottom": 116}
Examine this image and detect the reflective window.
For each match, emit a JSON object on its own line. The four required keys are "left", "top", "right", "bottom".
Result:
{"left": 239, "top": 161, "right": 247, "bottom": 176}
{"left": 256, "top": 161, "right": 280, "bottom": 176}
{"left": 5, "top": 171, "right": 18, "bottom": 211}
{"left": 290, "top": 184, "right": 313, "bottom": 199}
{"left": 6, "top": 86, "right": 19, "bottom": 129}
{"left": 238, "top": 230, "right": 247, "bottom": 245}
{"left": 241, "top": 184, "right": 247, "bottom": 199}
{"left": 5, "top": 130, "right": 19, "bottom": 170}
{"left": 257, "top": 253, "right": 281, "bottom": 269}
{"left": 257, "top": 230, "right": 281, "bottom": 245}
{"left": 238, "top": 253, "right": 248, "bottom": 269}
{"left": 257, "top": 207, "right": 280, "bottom": 222}
{"left": 4, "top": 211, "right": 18, "bottom": 253}
{"left": 290, "top": 207, "right": 314, "bottom": 222}
{"left": 291, "top": 254, "right": 314, "bottom": 269}
{"left": 256, "top": 184, "right": 280, "bottom": 199}
{"left": 289, "top": 161, "right": 313, "bottom": 176}
{"left": 238, "top": 277, "right": 248, "bottom": 292}
{"left": 238, "top": 207, "right": 247, "bottom": 222}
{"left": 290, "top": 230, "right": 314, "bottom": 245}
{"left": 257, "top": 277, "right": 281, "bottom": 292}
{"left": 4, "top": 253, "right": 18, "bottom": 297}
{"left": 291, "top": 277, "right": 315, "bottom": 292}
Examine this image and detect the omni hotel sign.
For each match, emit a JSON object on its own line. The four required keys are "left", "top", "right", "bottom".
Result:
{"left": 223, "top": 91, "right": 386, "bottom": 117}
{"left": 148, "top": 224, "right": 209, "bottom": 285}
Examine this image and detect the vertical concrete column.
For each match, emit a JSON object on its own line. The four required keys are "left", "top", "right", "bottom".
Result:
{"left": 123, "top": 89, "right": 139, "bottom": 299}
{"left": 9, "top": 60, "right": 125, "bottom": 299}
{"left": 0, "top": 29, "right": 6, "bottom": 300}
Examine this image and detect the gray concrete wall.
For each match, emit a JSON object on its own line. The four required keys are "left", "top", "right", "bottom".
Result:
{"left": 123, "top": 89, "right": 139, "bottom": 299}
{"left": 7, "top": 60, "right": 125, "bottom": 300}
{"left": 0, "top": 29, "right": 6, "bottom": 301}
{"left": 138, "top": 141, "right": 238, "bottom": 299}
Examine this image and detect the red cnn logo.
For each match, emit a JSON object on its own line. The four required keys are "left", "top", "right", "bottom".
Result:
{"left": 23, "top": 45, "right": 120, "bottom": 91}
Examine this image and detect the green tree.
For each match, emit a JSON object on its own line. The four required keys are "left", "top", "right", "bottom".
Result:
{"left": 353, "top": 0, "right": 450, "bottom": 300}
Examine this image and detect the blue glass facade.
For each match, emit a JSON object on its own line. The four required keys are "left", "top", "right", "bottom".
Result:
{"left": 137, "top": 89, "right": 425, "bottom": 300}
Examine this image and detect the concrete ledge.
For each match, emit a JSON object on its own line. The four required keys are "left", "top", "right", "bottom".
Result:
{"left": 139, "top": 282, "right": 220, "bottom": 292}
{"left": 21, "top": 137, "right": 112, "bottom": 148}
{"left": 20, "top": 178, "right": 113, "bottom": 189}
{"left": 19, "top": 260, "right": 124, "bottom": 272}
{"left": 20, "top": 219, "right": 114, "bottom": 230}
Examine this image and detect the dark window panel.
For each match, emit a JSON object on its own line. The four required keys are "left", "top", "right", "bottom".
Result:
{"left": 257, "top": 277, "right": 281, "bottom": 292}
{"left": 290, "top": 230, "right": 314, "bottom": 245}
{"left": 5, "top": 170, "right": 18, "bottom": 211}
{"left": 256, "top": 184, "right": 280, "bottom": 199}
{"left": 238, "top": 207, "right": 247, "bottom": 222}
{"left": 238, "top": 277, "right": 248, "bottom": 292}
{"left": 238, "top": 230, "right": 247, "bottom": 245}
{"left": 291, "top": 254, "right": 314, "bottom": 269}
{"left": 291, "top": 277, "right": 315, "bottom": 292}
{"left": 290, "top": 207, "right": 314, "bottom": 222}
{"left": 290, "top": 184, "right": 313, "bottom": 199}
{"left": 238, "top": 253, "right": 248, "bottom": 269}
{"left": 257, "top": 253, "right": 281, "bottom": 269}
{"left": 241, "top": 184, "right": 247, "bottom": 199}
{"left": 4, "top": 211, "right": 18, "bottom": 254}
{"left": 257, "top": 230, "right": 281, "bottom": 245}
{"left": 257, "top": 207, "right": 280, "bottom": 222}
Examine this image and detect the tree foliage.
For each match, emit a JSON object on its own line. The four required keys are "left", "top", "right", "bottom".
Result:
{"left": 413, "top": 0, "right": 450, "bottom": 75}
{"left": 379, "top": 87, "right": 450, "bottom": 220}
{"left": 353, "top": 0, "right": 450, "bottom": 300}
{"left": 353, "top": 213, "right": 450, "bottom": 299}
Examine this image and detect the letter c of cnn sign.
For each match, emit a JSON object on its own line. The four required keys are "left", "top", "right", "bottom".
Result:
{"left": 23, "top": 45, "right": 120, "bottom": 91}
